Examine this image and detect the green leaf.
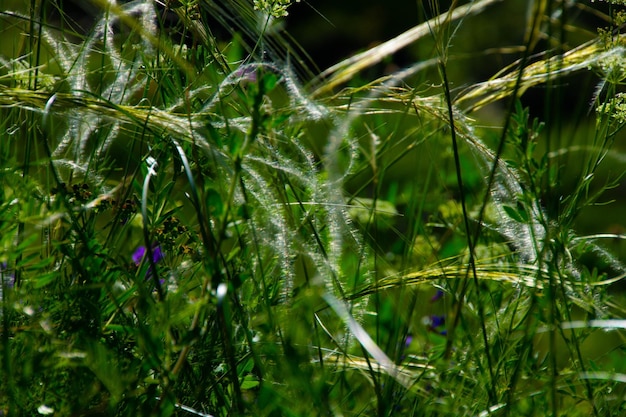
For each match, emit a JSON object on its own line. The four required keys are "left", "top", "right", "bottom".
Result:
{"left": 32, "top": 271, "right": 59, "bottom": 289}
{"left": 240, "top": 374, "right": 260, "bottom": 390}
{"left": 206, "top": 188, "right": 224, "bottom": 217}
{"left": 502, "top": 201, "right": 529, "bottom": 223}
{"left": 261, "top": 72, "right": 278, "bottom": 92}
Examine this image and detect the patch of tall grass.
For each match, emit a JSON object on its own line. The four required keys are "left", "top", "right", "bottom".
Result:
{"left": 2, "top": 0, "right": 626, "bottom": 415}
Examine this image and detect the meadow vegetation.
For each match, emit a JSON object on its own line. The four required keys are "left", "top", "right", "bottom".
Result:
{"left": 2, "top": 0, "right": 626, "bottom": 415}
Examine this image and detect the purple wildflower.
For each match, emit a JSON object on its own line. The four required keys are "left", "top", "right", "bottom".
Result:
{"left": 431, "top": 289, "right": 444, "bottom": 302}
{"left": 422, "top": 314, "right": 447, "bottom": 336}
{"left": 132, "top": 245, "right": 165, "bottom": 285}
{"left": 132, "top": 246, "right": 146, "bottom": 265}
{"left": 152, "top": 246, "right": 164, "bottom": 263}
{"left": 132, "top": 245, "right": 164, "bottom": 266}
{"left": 404, "top": 334, "right": 413, "bottom": 349}
{"left": 430, "top": 315, "right": 445, "bottom": 328}
{"left": 399, "top": 333, "right": 414, "bottom": 362}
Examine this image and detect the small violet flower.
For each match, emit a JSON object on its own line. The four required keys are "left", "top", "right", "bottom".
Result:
{"left": 431, "top": 289, "right": 444, "bottom": 302}
{"left": 429, "top": 315, "right": 447, "bottom": 336}
{"left": 399, "top": 333, "right": 414, "bottom": 362}
{"left": 132, "top": 247, "right": 145, "bottom": 265}
{"left": 427, "top": 288, "right": 447, "bottom": 335}
{"left": 422, "top": 314, "right": 447, "bottom": 336}
{"left": 404, "top": 334, "right": 413, "bottom": 349}
{"left": 132, "top": 245, "right": 165, "bottom": 285}
{"left": 132, "top": 245, "right": 164, "bottom": 266}
{"left": 430, "top": 315, "right": 445, "bottom": 328}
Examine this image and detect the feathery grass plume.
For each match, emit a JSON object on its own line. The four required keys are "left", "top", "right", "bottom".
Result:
{"left": 320, "top": 2, "right": 626, "bottom": 414}
{"left": 2, "top": 0, "right": 384, "bottom": 412}
{"left": 310, "top": 0, "right": 504, "bottom": 96}
{"left": 454, "top": 36, "right": 626, "bottom": 112}
{"left": 3, "top": 0, "right": 626, "bottom": 415}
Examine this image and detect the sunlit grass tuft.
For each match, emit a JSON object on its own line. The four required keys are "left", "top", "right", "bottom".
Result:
{"left": 2, "top": 1, "right": 626, "bottom": 416}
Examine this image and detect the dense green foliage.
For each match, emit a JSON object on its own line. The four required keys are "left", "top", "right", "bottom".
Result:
{"left": 2, "top": 0, "right": 626, "bottom": 416}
